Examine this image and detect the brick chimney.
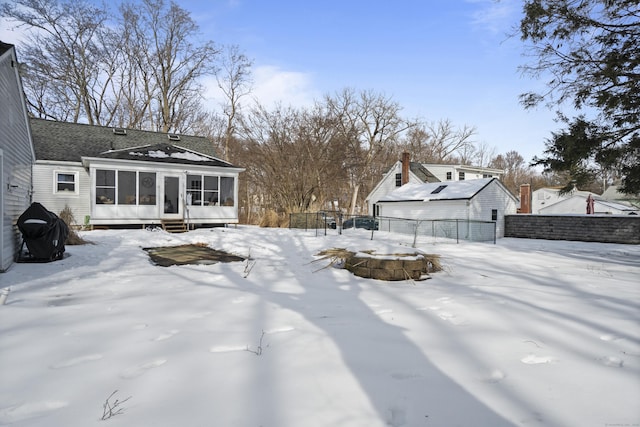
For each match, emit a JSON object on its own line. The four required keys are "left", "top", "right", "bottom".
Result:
{"left": 401, "top": 152, "right": 410, "bottom": 185}
{"left": 518, "top": 184, "right": 531, "bottom": 214}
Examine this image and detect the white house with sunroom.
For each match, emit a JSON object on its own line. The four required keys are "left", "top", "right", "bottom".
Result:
{"left": 29, "top": 118, "right": 244, "bottom": 229}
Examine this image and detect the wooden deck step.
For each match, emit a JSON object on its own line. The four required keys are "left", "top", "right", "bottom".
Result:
{"left": 161, "top": 219, "right": 187, "bottom": 233}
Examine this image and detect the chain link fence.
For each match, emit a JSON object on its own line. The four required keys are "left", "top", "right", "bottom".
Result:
{"left": 289, "top": 212, "right": 496, "bottom": 245}
{"left": 375, "top": 217, "right": 496, "bottom": 245}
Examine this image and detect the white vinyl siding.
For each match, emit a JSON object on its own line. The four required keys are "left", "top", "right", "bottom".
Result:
{"left": 86, "top": 159, "right": 242, "bottom": 226}
{"left": 1, "top": 47, "right": 35, "bottom": 272}
{"left": 377, "top": 180, "right": 517, "bottom": 238}
{"left": 366, "top": 161, "right": 424, "bottom": 215}
{"left": 380, "top": 200, "right": 469, "bottom": 221}
{"left": 32, "top": 163, "right": 91, "bottom": 224}
{"left": 470, "top": 180, "right": 517, "bottom": 237}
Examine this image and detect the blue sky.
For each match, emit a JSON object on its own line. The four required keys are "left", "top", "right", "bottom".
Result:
{"left": 189, "top": 0, "right": 561, "bottom": 162}
{"left": 1, "top": 0, "right": 561, "bottom": 163}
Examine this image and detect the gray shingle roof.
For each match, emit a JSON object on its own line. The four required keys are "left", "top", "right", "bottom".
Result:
{"left": 29, "top": 118, "right": 232, "bottom": 166}
{"left": 92, "top": 143, "right": 232, "bottom": 167}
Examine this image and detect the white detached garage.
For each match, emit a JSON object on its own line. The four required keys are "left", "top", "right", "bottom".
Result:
{"left": 377, "top": 178, "right": 517, "bottom": 238}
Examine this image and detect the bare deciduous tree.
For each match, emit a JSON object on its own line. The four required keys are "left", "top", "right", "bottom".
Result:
{"left": 1, "top": 0, "right": 115, "bottom": 124}
{"left": 119, "top": 0, "right": 219, "bottom": 133}
{"left": 216, "top": 44, "right": 253, "bottom": 161}
{"left": 3, "top": 0, "right": 220, "bottom": 132}
{"left": 424, "top": 119, "right": 476, "bottom": 162}
{"left": 326, "top": 88, "right": 415, "bottom": 215}
{"left": 240, "top": 103, "right": 347, "bottom": 215}
{"left": 398, "top": 119, "right": 477, "bottom": 164}
{"left": 490, "top": 150, "right": 537, "bottom": 194}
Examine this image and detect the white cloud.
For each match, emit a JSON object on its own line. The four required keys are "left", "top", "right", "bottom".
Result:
{"left": 250, "top": 65, "right": 319, "bottom": 109}
{"left": 467, "top": 0, "right": 519, "bottom": 35}
{"left": 202, "top": 64, "right": 319, "bottom": 113}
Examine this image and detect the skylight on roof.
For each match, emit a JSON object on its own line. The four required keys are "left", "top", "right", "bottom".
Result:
{"left": 431, "top": 185, "right": 447, "bottom": 194}
{"left": 113, "top": 128, "right": 127, "bottom": 135}
{"left": 167, "top": 134, "right": 181, "bottom": 141}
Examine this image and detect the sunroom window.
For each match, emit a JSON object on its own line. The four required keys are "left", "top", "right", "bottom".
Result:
{"left": 95, "top": 169, "right": 156, "bottom": 205}
{"left": 118, "top": 171, "right": 136, "bottom": 205}
{"left": 96, "top": 170, "right": 116, "bottom": 204}
{"left": 187, "top": 174, "right": 234, "bottom": 206}
{"left": 220, "top": 177, "right": 234, "bottom": 206}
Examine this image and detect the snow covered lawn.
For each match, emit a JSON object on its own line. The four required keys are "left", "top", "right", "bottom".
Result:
{"left": 1, "top": 226, "right": 638, "bottom": 426}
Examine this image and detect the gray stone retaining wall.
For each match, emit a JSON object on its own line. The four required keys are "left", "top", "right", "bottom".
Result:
{"left": 504, "top": 215, "right": 640, "bottom": 244}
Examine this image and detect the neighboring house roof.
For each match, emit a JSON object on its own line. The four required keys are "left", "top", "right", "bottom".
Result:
{"left": 594, "top": 198, "right": 639, "bottom": 213}
{"left": 409, "top": 162, "right": 439, "bottom": 183}
{"left": 0, "top": 41, "right": 13, "bottom": 56}
{"left": 532, "top": 186, "right": 640, "bottom": 214}
{"left": 539, "top": 194, "right": 639, "bottom": 215}
{"left": 86, "top": 143, "right": 234, "bottom": 168}
{"left": 379, "top": 177, "right": 513, "bottom": 202}
{"left": 29, "top": 118, "right": 222, "bottom": 165}
{"left": 601, "top": 185, "right": 640, "bottom": 205}
{"left": 421, "top": 163, "right": 504, "bottom": 176}
{"left": 535, "top": 187, "right": 595, "bottom": 198}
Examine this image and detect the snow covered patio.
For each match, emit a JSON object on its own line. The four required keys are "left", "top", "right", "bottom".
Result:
{"left": 0, "top": 226, "right": 638, "bottom": 426}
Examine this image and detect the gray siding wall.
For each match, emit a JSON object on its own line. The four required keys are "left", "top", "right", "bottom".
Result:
{"left": 32, "top": 163, "right": 91, "bottom": 225}
{"left": 380, "top": 200, "right": 470, "bottom": 221}
{"left": 505, "top": 215, "right": 640, "bottom": 244}
{"left": 0, "top": 49, "right": 34, "bottom": 272}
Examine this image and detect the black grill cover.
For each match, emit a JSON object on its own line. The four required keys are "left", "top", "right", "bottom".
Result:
{"left": 17, "top": 202, "right": 69, "bottom": 261}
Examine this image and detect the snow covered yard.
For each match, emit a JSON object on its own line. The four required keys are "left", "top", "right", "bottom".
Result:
{"left": 0, "top": 226, "right": 638, "bottom": 427}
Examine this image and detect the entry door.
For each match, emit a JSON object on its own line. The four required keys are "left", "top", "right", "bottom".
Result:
{"left": 162, "top": 176, "right": 181, "bottom": 217}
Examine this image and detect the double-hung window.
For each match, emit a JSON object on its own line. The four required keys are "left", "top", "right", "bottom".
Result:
{"left": 55, "top": 171, "right": 78, "bottom": 194}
